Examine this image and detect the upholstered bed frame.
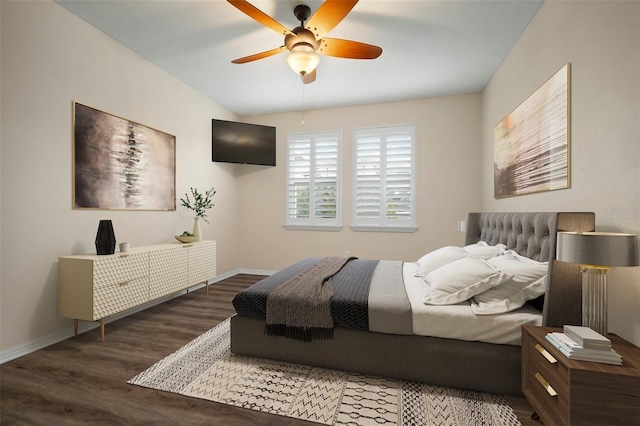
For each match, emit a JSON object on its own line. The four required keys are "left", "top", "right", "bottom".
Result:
{"left": 230, "top": 212, "right": 595, "bottom": 396}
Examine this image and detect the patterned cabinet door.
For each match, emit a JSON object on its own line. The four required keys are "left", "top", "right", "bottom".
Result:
{"left": 149, "top": 246, "right": 189, "bottom": 299}
{"left": 93, "top": 252, "right": 149, "bottom": 289}
{"left": 93, "top": 277, "right": 149, "bottom": 319}
{"left": 188, "top": 241, "right": 217, "bottom": 285}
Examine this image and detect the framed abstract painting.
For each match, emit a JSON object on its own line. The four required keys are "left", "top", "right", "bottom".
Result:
{"left": 494, "top": 63, "right": 571, "bottom": 198}
{"left": 73, "top": 102, "right": 176, "bottom": 210}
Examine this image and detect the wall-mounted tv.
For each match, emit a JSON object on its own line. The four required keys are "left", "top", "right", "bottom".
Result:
{"left": 212, "top": 119, "right": 276, "bottom": 166}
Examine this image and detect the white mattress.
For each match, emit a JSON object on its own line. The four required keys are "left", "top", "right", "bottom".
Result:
{"left": 403, "top": 262, "right": 542, "bottom": 346}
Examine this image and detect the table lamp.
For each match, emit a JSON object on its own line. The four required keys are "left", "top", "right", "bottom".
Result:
{"left": 556, "top": 231, "right": 638, "bottom": 335}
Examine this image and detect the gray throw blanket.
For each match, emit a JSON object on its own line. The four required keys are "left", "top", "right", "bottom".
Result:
{"left": 265, "top": 256, "right": 356, "bottom": 341}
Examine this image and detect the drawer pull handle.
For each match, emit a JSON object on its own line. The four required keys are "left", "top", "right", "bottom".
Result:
{"left": 182, "top": 243, "right": 194, "bottom": 248}
{"left": 118, "top": 253, "right": 130, "bottom": 258}
{"left": 535, "top": 343, "right": 557, "bottom": 364}
{"left": 534, "top": 372, "right": 557, "bottom": 397}
{"left": 119, "top": 281, "right": 129, "bottom": 287}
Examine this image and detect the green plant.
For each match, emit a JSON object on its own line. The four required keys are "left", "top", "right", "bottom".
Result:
{"left": 180, "top": 187, "right": 216, "bottom": 222}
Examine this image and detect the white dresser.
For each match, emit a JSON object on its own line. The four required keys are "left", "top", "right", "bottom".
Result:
{"left": 58, "top": 240, "right": 216, "bottom": 341}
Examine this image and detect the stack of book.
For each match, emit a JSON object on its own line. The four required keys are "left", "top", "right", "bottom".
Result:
{"left": 545, "top": 325, "right": 622, "bottom": 365}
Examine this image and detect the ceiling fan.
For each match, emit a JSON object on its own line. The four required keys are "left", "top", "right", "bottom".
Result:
{"left": 227, "top": 0, "right": 382, "bottom": 84}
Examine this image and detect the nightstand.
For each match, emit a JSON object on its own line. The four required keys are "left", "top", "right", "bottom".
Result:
{"left": 522, "top": 325, "right": 640, "bottom": 426}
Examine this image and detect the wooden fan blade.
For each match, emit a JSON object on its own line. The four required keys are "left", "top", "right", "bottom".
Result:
{"left": 231, "top": 46, "right": 287, "bottom": 64}
{"left": 301, "top": 69, "right": 316, "bottom": 84}
{"left": 318, "top": 38, "right": 382, "bottom": 59}
{"left": 227, "top": 0, "right": 293, "bottom": 35}
{"left": 306, "top": 0, "right": 358, "bottom": 39}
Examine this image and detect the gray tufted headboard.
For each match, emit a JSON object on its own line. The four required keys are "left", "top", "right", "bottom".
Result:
{"left": 465, "top": 212, "right": 595, "bottom": 327}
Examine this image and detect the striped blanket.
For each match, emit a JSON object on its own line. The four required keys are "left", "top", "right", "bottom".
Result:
{"left": 265, "top": 256, "right": 355, "bottom": 341}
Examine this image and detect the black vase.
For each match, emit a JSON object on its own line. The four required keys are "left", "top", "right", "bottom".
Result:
{"left": 95, "top": 220, "right": 116, "bottom": 255}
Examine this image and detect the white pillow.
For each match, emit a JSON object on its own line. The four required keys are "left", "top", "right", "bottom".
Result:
{"left": 415, "top": 246, "right": 468, "bottom": 278}
{"left": 471, "top": 250, "right": 548, "bottom": 315}
{"left": 462, "top": 241, "right": 507, "bottom": 260}
{"left": 423, "top": 257, "right": 513, "bottom": 305}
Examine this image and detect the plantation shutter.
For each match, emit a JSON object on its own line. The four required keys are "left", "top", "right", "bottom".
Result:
{"left": 285, "top": 131, "right": 341, "bottom": 230}
{"left": 352, "top": 125, "right": 417, "bottom": 231}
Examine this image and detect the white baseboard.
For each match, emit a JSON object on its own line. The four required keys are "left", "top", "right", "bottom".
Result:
{"left": 231, "top": 267, "right": 277, "bottom": 276}
{"left": 0, "top": 269, "right": 274, "bottom": 364}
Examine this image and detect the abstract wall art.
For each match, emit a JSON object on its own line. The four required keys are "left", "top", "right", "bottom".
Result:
{"left": 494, "top": 63, "right": 571, "bottom": 198}
{"left": 73, "top": 102, "right": 176, "bottom": 210}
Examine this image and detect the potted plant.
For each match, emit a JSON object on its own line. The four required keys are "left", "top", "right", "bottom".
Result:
{"left": 178, "top": 187, "right": 216, "bottom": 242}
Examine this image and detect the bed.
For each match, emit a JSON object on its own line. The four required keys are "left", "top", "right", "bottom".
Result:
{"left": 230, "top": 212, "right": 595, "bottom": 396}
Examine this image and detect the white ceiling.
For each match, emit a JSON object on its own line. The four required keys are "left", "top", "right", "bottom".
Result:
{"left": 55, "top": 0, "right": 542, "bottom": 117}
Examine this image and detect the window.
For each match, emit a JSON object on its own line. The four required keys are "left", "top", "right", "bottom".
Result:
{"left": 285, "top": 131, "right": 341, "bottom": 230}
{"left": 352, "top": 125, "right": 417, "bottom": 232}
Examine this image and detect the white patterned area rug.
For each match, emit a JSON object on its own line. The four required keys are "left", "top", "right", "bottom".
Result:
{"left": 129, "top": 318, "right": 521, "bottom": 426}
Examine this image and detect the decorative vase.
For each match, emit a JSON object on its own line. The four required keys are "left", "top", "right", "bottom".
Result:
{"left": 95, "top": 220, "right": 116, "bottom": 255}
{"left": 192, "top": 217, "right": 202, "bottom": 242}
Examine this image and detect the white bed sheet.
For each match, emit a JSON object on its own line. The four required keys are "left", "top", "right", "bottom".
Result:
{"left": 403, "top": 262, "right": 542, "bottom": 346}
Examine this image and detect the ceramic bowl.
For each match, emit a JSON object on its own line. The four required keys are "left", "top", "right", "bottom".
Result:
{"left": 175, "top": 235, "right": 199, "bottom": 243}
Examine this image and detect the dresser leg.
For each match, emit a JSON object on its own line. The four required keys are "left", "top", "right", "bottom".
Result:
{"left": 531, "top": 411, "right": 541, "bottom": 421}
{"left": 74, "top": 319, "right": 79, "bottom": 336}
{"left": 100, "top": 318, "right": 105, "bottom": 342}
{"left": 206, "top": 282, "right": 209, "bottom": 296}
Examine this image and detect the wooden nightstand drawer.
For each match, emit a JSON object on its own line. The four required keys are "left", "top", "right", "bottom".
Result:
{"left": 522, "top": 325, "right": 640, "bottom": 426}
{"left": 525, "top": 367, "right": 569, "bottom": 425}
{"left": 527, "top": 338, "right": 568, "bottom": 385}
{"left": 523, "top": 331, "right": 569, "bottom": 425}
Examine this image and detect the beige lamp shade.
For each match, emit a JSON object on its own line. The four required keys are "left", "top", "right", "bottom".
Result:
{"left": 556, "top": 232, "right": 638, "bottom": 267}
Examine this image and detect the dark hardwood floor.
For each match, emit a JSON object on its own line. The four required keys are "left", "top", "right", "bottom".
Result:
{"left": 1, "top": 274, "right": 540, "bottom": 425}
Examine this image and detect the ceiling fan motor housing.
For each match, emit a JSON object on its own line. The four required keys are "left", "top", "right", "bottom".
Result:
{"left": 285, "top": 27, "right": 319, "bottom": 52}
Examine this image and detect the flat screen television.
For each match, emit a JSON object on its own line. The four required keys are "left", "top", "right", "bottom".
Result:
{"left": 211, "top": 119, "right": 276, "bottom": 166}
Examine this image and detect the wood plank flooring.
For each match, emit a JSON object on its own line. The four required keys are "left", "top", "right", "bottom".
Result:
{"left": 1, "top": 274, "right": 540, "bottom": 425}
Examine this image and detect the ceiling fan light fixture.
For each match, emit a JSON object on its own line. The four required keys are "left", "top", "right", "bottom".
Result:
{"left": 287, "top": 45, "right": 320, "bottom": 76}
{"left": 228, "top": 0, "right": 382, "bottom": 83}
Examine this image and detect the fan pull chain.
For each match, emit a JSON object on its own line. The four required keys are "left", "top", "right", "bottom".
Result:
{"left": 301, "top": 84, "right": 305, "bottom": 125}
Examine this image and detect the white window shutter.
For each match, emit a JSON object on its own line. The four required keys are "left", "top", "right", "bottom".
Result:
{"left": 285, "top": 131, "right": 341, "bottom": 230}
{"left": 352, "top": 125, "right": 417, "bottom": 231}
